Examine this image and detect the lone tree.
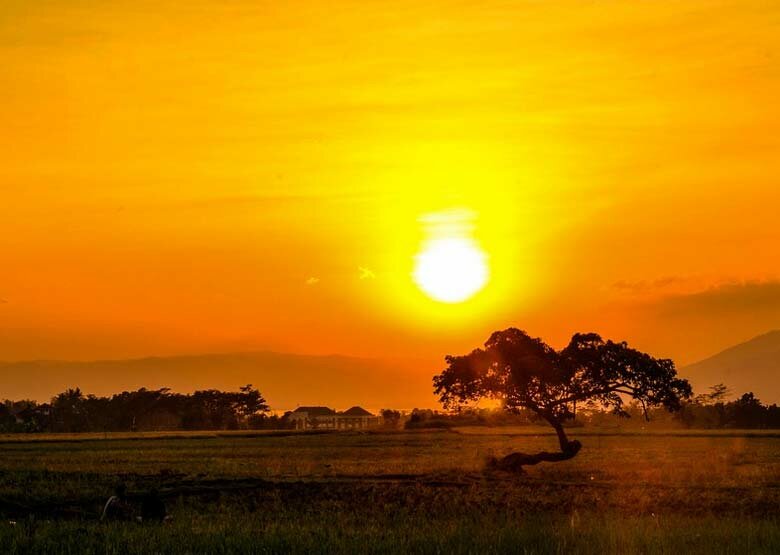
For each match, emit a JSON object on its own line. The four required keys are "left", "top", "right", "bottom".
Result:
{"left": 434, "top": 328, "right": 692, "bottom": 472}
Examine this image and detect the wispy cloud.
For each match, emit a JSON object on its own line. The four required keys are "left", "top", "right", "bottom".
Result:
{"left": 305, "top": 277, "right": 320, "bottom": 286}
{"left": 358, "top": 267, "right": 376, "bottom": 280}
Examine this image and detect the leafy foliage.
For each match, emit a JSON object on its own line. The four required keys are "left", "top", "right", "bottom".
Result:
{"left": 434, "top": 329, "right": 692, "bottom": 461}
{"left": 677, "top": 390, "right": 780, "bottom": 429}
{"left": 435, "top": 328, "right": 691, "bottom": 420}
{"left": 2, "top": 385, "right": 273, "bottom": 433}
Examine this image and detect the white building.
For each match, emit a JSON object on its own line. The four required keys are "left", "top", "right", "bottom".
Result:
{"left": 288, "top": 406, "right": 380, "bottom": 430}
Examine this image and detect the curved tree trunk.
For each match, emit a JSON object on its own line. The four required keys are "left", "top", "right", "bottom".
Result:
{"left": 488, "top": 413, "right": 582, "bottom": 473}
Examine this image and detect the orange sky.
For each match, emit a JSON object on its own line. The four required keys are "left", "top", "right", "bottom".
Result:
{"left": 1, "top": 0, "right": 779, "bottom": 368}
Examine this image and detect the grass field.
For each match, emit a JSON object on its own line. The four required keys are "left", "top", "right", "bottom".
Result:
{"left": 1, "top": 428, "right": 779, "bottom": 553}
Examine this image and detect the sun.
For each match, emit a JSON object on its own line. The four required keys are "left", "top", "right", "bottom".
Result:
{"left": 413, "top": 237, "right": 489, "bottom": 303}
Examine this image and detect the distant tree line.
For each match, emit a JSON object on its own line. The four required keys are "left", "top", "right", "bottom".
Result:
{"left": 403, "top": 407, "right": 539, "bottom": 429}
{"left": 0, "top": 385, "right": 286, "bottom": 433}
{"left": 674, "top": 385, "right": 780, "bottom": 429}
{"left": 402, "top": 385, "right": 780, "bottom": 431}
{"left": 588, "top": 385, "right": 780, "bottom": 429}
{"left": 2, "top": 383, "right": 779, "bottom": 434}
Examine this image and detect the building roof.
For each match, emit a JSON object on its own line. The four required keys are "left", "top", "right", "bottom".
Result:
{"left": 341, "top": 406, "right": 373, "bottom": 417}
{"left": 292, "top": 406, "right": 335, "bottom": 416}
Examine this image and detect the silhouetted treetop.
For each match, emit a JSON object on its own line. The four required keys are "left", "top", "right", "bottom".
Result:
{"left": 434, "top": 328, "right": 692, "bottom": 472}
{"left": 0, "top": 385, "right": 274, "bottom": 433}
{"left": 436, "top": 328, "right": 691, "bottom": 417}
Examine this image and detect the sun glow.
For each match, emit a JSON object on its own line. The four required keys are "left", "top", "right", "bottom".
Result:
{"left": 414, "top": 237, "right": 489, "bottom": 303}
{"left": 413, "top": 210, "right": 489, "bottom": 303}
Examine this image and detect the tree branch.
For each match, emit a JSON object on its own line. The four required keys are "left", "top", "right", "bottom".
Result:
{"left": 547, "top": 383, "right": 638, "bottom": 407}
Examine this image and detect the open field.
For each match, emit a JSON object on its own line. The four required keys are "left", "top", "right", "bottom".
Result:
{"left": 1, "top": 428, "right": 779, "bottom": 553}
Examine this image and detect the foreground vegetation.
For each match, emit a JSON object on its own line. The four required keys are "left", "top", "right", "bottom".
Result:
{"left": 1, "top": 429, "right": 779, "bottom": 553}
{"left": 3, "top": 511, "right": 778, "bottom": 555}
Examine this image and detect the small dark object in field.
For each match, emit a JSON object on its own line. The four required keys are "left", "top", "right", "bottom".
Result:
{"left": 101, "top": 483, "right": 133, "bottom": 521}
{"left": 141, "top": 488, "right": 167, "bottom": 523}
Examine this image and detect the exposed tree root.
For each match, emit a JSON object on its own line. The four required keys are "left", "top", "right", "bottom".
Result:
{"left": 487, "top": 440, "right": 582, "bottom": 474}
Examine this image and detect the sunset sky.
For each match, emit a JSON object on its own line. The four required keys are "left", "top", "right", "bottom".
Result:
{"left": 1, "top": 0, "right": 779, "bottom": 370}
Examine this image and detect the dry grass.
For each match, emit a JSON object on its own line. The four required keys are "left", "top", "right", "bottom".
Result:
{"left": 0, "top": 428, "right": 778, "bottom": 553}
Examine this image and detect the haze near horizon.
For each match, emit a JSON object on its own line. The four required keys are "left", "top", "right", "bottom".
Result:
{"left": 2, "top": 1, "right": 780, "bottom": 395}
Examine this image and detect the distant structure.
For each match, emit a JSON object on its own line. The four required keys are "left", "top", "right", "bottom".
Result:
{"left": 289, "top": 406, "right": 380, "bottom": 430}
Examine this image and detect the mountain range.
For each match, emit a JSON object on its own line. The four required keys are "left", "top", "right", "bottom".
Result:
{"left": 681, "top": 330, "right": 780, "bottom": 405}
{"left": 0, "top": 352, "right": 439, "bottom": 412}
{"left": 0, "top": 331, "right": 778, "bottom": 409}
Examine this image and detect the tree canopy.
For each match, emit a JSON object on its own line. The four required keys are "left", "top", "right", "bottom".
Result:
{"left": 2, "top": 385, "right": 273, "bottom": 433}
{"left": 434, "top": 328, "right": 692, "bottom": 471}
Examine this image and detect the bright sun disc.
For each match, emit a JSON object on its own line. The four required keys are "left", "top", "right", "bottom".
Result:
{"left": 413, "top": 237, "right": 489, "bottom": 303}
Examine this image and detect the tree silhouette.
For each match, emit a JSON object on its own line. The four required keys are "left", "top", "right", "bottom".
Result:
{"left": 52, "top": 387, "right": 87, "bottom": 432}
{"left": 380, "top": 409, "right": 402, "bottom": 427}
{"left": 694, "top": 383, "right": 730, "bottom": 405}
{"left": 237, "top": 384, "right": 270, "bottom": 418}
{"left": 434, "top": 328, "right": 692, "bottom": 472}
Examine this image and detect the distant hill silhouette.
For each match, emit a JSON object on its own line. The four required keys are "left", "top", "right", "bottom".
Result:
{"left": 0, "top": 352, "right": 438, "bottom": 411}
{"left": 682, "top": 330, "right": 780, "bottom": 404}
{"left": 6, "top": 332, "right": 777, "bottom": 410}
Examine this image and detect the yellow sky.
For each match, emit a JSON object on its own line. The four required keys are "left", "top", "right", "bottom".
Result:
{"left": 1, "top": 0, "right": 779, "bottom": 366}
